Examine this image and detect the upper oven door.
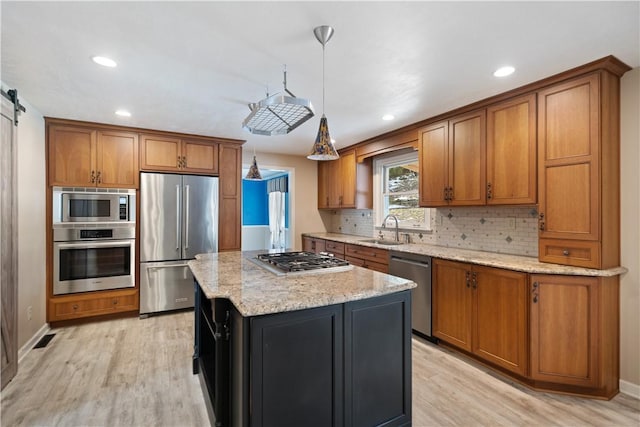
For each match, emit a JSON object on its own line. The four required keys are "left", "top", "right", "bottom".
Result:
{"left": 53, "top": 239, "right": 135, "bottom": 295}
{"left": 62, "top": 193, "right": 121, "bottom": 222}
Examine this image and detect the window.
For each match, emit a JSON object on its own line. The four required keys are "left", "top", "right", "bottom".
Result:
{"left": 374, "top": 150, "right": 431, "bottom": 231}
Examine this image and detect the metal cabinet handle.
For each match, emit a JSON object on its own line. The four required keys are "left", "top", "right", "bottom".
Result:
{"left": 562, "top": 249, "right": 570, "bottom": 256}
{"left": 443, "top": 187, "right": 448, "bottom": 202}
{"left": 90, "top": 170, "right": 96, "bottom": 183}
{"left": 96, "top": 171, "right": 101, "bottom": 183}
{"left": 184, "top": 184, "right": 190, "bottom": 250}
{"left": 538, "top": 213, "right": 545, "bottom": 231}
{"left": 532, "top": 282, "right": 539, "bottom": 303}
{"left": 472, "top": 272, "right": 477, "bottom": 289}
{"left": 465, "top": 271, "right": 471, "bottom": 288}
{"left": 72, "top": 304, "right": 79, "bottom": 310}
{"left": 176, "top": 185, "right": 181, "bottom": 251}
{"left": 487, "top": 182, "right": 492, "bottom": 200}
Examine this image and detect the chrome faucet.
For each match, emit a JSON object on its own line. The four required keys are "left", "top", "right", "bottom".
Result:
{"left": 382, "top": 214, "right": 400, "bottom": 242}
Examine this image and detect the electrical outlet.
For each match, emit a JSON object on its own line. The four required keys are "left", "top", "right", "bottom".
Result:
{"left": 439, "top": 215, "right": 444, "bottom": 225}
{"left": 27, "top": 305, "right": 33, "bottom": 321}
{"left": 508, "top": 217, "right": 516, "bottom": 230}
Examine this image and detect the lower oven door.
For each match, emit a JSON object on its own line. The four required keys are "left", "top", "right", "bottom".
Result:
{"left": 53, "top": 239, "right": 135, "bottom": 295}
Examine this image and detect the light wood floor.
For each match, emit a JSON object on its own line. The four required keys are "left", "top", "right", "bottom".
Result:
{"left": 1, "top": 312, "right": 639, "bottom": 426}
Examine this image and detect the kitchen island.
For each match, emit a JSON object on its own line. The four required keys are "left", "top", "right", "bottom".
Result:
{"left": 189, "top": 251, "right": 416, "bottom": 427}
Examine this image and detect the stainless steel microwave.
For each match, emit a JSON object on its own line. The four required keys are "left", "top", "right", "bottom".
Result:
{"left": 52, "top": 187, "right": 136, "bottom": 223}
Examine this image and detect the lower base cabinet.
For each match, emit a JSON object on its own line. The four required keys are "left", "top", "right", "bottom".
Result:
{"left": 194, "top": 285, "right": 412, "bottom": 427}
{"left": 529, "top": 274, "right": 619, "bottom": 397}
{"left": 432, "top": 259, "right": 528, "bottom": 376}
{"left": 48, "top": 288, "right": 138, "bottom": 323}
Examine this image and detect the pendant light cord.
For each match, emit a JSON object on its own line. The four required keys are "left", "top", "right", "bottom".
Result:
{"left": 322, "top": 43, "right": 326, "bottom": 115}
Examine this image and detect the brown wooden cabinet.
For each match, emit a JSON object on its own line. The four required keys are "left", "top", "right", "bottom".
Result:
{"left": 433, "top": 259, "right": 528, "bottom": 376}
{"left": 344, "top": 243, "right": 389, "bottom": 273}
{"left": 140, "top": 134, "right": 219, "bottom": 175}
{"left": 324, "top": 240, "right": 345, "bottom": 259}
{"left": 302, "top": 236, "right": 326, "bottom": 254}
{"left": 218, "top": 144, "right": 242, "bottom": 251}
{"left": 529, "top": 274, "right": 619, "bottom": 398}
{"left": 537, "top": 71, "right": 621, "bottom": 269}
{"left": 486, "top": 94, "right": 537, "bottom": 205}
{"left": 48, "top": 124, "right": 139, "bottom": 188}
{"left": 48, "top": 288, "right": 138, "bottom": 323}
{"left": 419, "top": 110, "right": 486, "bottom": 207}
{"left": 317, "top": 149, "right": 372, "bottom": 209}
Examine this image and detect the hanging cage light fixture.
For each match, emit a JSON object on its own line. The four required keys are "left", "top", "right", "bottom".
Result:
{"left": 242, "top": 66, "right": 315, "bottom": 136}
{"left": 307, "top": 25, "right": 339, "bottom": 161}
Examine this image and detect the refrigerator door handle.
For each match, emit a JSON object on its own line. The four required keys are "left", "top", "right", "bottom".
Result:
{"left": 184, "top": 184, "right": 190, "bottom": 250}
{"left": 176, "top": 184, "right": 180, "bottom": 251}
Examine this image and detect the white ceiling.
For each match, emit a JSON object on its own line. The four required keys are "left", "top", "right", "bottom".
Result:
{"left": 2, "top": 2, "right": 638, "bottom": 156}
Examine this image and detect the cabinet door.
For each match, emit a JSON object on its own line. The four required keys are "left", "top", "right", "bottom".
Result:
{"left": 48, "top": 125, "right": 96, "bottom": 186}
{"left": 339, "top": 150, "right": 357, "bottom": 208}
{"left": 486, "top": 94, "right": 537, "bottom": 205}
{"left": 432, "top": 259, "right": 472, "bottom": 351}
{"left": 472, "top": 266, "right": 528, "bottom": 376}
{"left": 96, "top": 130, "right": 139, "bottom": 188}
{"left": 140, "top": 134, "right": 182, "bottom": 171}
{"left": 182, "top": 139, "right": 219, "bottom": 174}
{"left": 530, "top": 275, "right": 598, "bottom": 387}
{"left": 327, "top": 159, "right": 342, "bottom": 208}
{"left": 418, "top": 121, "right": 449, "bottom": 207}
{"left": 449, "top": 110, "right": 486, "bottom": 206}
{"left": 302, "top": 236, "right": 314, "bottom": 252}
{"left": 538, "top": 74, "right": 600, "bottom": 241}
{"left": 317, "top": 161, "right": 330, "bottom": 209}
{"left": 219, "top": 144, "right": 242, "bottom": 251}
{"left": 250, "top": 304, "right": 343, "bottom": 427}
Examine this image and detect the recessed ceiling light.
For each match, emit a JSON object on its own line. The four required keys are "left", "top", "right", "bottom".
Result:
{"left": 92, "top": 56, "right": 117, "bottom": 67}
{"left": 115, "top": 110, "right": 131, "bottom": 117}
{"left": 382, "top": 114, "right": 395, "bottom": 121}
{"left": 493, "top": 66, "right": 515, "bottom": 77}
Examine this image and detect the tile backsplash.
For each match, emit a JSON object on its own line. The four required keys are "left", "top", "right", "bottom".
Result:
{"left": 320, "top": 206, "right": 539, "bottom": 257}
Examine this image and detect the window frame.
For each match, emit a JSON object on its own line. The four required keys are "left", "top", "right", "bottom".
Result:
{"left": 373, "top": 150, "right": 432, "bottom": 231}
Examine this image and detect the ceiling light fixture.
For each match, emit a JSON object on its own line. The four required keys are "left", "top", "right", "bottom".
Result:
{"left": 245, "top": 151, "right": 263, "bottom": 180}
{"left": 494, "top": 66, "right": 515, "bottom": 77}
{"left": 308, "top": 25, "right": 339, "bottom": 161}
{"left": 92, "top": 56, "right": 117, "bottom": 67}
{"left": 115, "top": 110, "right": 131, "bottom": 117}
{"left": 382, "top": 114, "right": 395, "bottom": 121}
{"left": 242, "top": 66, "right": 314, "bottom": 136}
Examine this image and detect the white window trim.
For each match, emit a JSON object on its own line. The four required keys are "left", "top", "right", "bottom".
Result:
{"left": 373, "top": 151, "right": 432, "bottom": 231}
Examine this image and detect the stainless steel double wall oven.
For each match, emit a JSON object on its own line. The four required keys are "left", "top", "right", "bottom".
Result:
{"left": 52, "top": 187, "right": 136, "bottom": 295}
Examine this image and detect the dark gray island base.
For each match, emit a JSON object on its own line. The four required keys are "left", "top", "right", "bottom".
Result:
{"left": 193, "top": 283, "right": 412, "bottom": 427}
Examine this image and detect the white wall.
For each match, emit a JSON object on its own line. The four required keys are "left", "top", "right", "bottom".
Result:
{"left": 241, "top": 151, "right": 327, "bottom": 250}
{"left": 14, "top": 95, "right": 47, "bottom": 349}
{"left": 620, "top": 67, "right": 640, "bottom": 392}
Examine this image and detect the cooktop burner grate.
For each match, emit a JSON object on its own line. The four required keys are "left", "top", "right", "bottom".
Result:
{"left": 256, "top": 251, "right": 349, "bottom": 272}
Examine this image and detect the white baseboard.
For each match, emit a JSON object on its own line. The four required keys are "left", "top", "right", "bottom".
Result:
{"left": 18, "top": 323, "right": 50, "bottom": 364}
{"left": 620, "top": 379, "right": 640, "bottom": 399}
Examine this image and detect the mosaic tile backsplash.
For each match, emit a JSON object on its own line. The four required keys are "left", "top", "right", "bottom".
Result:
{"left": 320, "top": 206, "right": 539, "bottom": 257}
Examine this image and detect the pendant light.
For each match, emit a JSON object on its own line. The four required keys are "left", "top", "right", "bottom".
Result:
{"left": 307, "top": 25, "right": 339, "bottom": 161}
{"left": 245, "top": 149, "right": 263, "bottom": 180}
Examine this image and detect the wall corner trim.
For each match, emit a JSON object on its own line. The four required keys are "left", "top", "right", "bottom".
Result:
{"left": 619, "top": 379, "right": 640, "bottom": 400}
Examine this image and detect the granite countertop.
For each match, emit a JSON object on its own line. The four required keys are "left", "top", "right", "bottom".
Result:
{"left": 188, "top": 250, "right": 416, "bottom": 317}
{"left": 303, "top": 232, "right": 627, "bottom": 277}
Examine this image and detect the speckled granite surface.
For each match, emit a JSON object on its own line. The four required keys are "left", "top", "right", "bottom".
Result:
{"left": 304, "top": 233, "right": 627, "bottom": 277}
{"left": 188, "top": 250, "right": 416, "bottom": 317}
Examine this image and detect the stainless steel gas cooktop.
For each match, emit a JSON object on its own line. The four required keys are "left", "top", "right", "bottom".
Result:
{"left": 255, "top": 251, "right": 351, "bottom": 275}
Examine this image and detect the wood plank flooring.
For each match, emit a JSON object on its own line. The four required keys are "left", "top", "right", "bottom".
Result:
{"left": 1, "top": 312, "right": 639, "bottom": 426}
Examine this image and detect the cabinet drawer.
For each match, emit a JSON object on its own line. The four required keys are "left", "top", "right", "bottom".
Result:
{"left": 345, "top": 244, "right": 389, "bottom": 265}
{"left": 50, "top": 291, "right": 138, "bottom": 321}
{"left": 539, "top": 239, "right": 601, "bottom": 269}
{"left": 325, "top": 241, "right": 345, "bottom": 256}
{"left": 345, "top": 256, "right": 389, "bottom": 274}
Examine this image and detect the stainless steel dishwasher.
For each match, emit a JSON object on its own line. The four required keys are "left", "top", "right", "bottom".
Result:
{"left": 389, "top": 251, "right": 435, "bottom": 341}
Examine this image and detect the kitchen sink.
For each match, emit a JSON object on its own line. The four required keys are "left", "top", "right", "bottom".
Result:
{"left": 359, "top": 239, "right": 404, "bottom": 246}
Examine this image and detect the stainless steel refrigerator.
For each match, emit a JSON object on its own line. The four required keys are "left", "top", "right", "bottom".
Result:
{"left": 139, "top": 172, "right": 218, "bottom": 315}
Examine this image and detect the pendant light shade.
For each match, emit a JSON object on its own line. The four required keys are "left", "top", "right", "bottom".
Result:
{"left": 307, "top": 25, "right": 339, "bottom": 161}
{"left": 245, "top": 155, "right": 262, "bottom": 180}
{"left": 307, "top": 114, "right": 339, "bottom": 160}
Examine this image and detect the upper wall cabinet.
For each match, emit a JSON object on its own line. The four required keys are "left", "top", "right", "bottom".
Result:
{"left": 537, "top": 72, "right": 620, "bottom": 269}
{"left": 486, "top": 94, "right": 537, "bottom": 205}
{"left": 140, "top": 134, "right": 219, "bottom": 175}
{"left": 419, "top": 110, "right": 486, "bottom": 207}
{"left": 48, "top": 124, "right": 139, "bottom": 188}
{"left": 317, "top": 149, "right": 372, "bottom": 209}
